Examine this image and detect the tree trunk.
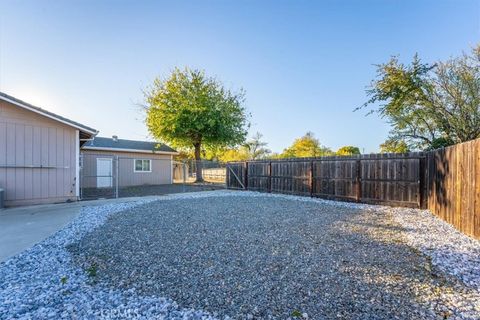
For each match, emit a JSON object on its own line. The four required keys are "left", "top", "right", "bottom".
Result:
{"left": 194, "top": 143, "right": 204, "bottom": 183}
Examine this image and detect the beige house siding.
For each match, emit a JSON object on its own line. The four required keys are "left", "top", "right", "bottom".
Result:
{"left": 0, "top": 100, "right": 77, "bottom": 206}
{"left": 80, "top": 150, "right": 173, "bottom": 188}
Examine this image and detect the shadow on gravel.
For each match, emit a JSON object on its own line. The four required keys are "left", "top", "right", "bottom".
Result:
{"left": 68, "top": 196, "right": 478, "bottom": 319}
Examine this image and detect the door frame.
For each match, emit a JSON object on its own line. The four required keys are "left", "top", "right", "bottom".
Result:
{"left": 96, "top": 157, "right": 113, "bottom": 188}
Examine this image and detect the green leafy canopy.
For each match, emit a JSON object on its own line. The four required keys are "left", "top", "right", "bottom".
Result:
{"left": 145, "top": 67, "right": 250, "bottom": 151}
{"left": 336, "top": 146, "right": 361, "bottom": 156}
{"left": 359, "top": 45, "right": 480, "bottom": 150}
{"left": 379, "top": 138, "right": 410, "bottom": 154}
{"left": 279, "top": 132, "right": 333, "bottom": 158}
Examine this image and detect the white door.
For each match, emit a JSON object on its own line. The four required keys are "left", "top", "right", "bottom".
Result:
{"left": 97, "top": 158, "right": 113, "bottom": 188}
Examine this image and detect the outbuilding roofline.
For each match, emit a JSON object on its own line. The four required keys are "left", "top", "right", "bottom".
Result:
{"left": 0, "top": 91, "right": 98, "bottom": 135}
{"left": 81, "top": 136, "right": 178, "bottom": 155}
{"left": 82, "top": 146, "right": 179, "bottom": 155}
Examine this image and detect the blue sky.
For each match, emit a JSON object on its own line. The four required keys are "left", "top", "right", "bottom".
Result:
{"left": 0, "top": 0, "right": 478, "bottom": 153}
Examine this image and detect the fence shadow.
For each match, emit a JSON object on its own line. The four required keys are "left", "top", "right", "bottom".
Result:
{"left": 427, "top": 149, "right": 451, "bottom": 213}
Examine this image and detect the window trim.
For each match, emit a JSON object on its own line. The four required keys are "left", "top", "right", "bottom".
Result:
{"left": 133, "top": 159, "right": 152, "bottom": 173}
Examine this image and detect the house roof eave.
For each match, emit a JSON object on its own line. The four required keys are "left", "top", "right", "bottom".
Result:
{"left": 0, "top": 91, "right": 98, "bottom": 136}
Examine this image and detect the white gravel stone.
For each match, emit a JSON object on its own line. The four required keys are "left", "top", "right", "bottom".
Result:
{"left": 390, "top": 206, "right": 480, "bottom": 290}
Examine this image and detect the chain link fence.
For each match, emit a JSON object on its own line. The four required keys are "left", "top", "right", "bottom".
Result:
{"left": 80, "top": 154, "right": 225, "bottom": 200}
{"left": 173, "top": 160, "right": 226, "bottom": 184}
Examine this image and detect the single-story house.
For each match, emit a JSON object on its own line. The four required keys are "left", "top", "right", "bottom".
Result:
{"left": 80, "top": 136, "right": 178, "bottom": 189}
{"left": 0, "top": 91, "right": 98, "bottom": 206}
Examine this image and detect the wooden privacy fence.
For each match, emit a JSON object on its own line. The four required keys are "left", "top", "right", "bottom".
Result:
{"left": 227, "top": 153, "right": 426, "bottom": 208}
{"left": 426, "top": 139, "right": 480, "bottom": 239}
{"left": 226, "top": 140, "right": 480, "bottom": 239}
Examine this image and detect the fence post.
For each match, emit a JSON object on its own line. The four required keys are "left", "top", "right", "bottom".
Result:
{"left": 355, "top": 159, "right": 361, "bottom": 202}
{"left": 244, "top": 162, "right": 248, "bottom": 190}
{"left": 225, "top": 163, "right": 229, "bottom": 189}
{"left": 79, "top": 154, "right": 83, "bottom": 200}
{"left": 182, "top": 161, "right": 187, "bottom": 192}
{"left": 418, "top": 156, "right": 426, "bottom": 209}
{"left": 268, "top": 162, "right": 272, "bottom": 193}
{"left": 115, "top": 155, "right": 119, "bottom": 198}
{"left": 310, "top": 160, "right": 314, "bottom": 197}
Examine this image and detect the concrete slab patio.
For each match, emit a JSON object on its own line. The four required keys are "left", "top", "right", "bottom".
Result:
{"left": 0, "top": 203, "right": 80, "bottom": 262}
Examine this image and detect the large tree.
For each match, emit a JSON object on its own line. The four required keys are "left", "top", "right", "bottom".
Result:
{"left": 218, "top": 132, "right": 271, "bottom": 162}
{"left": 280, "top": 132, "right": 332, "bottom": 158}
{"left": 379, "top": 138, "right": 410, "bottom": 154}
{"left": 218, "top": 148, "right": 249, "bottom": 163}
{"left": 145, "top": 68, "right": 249, "bottom": 182}
{"left": 359, "top": 46, "right": 480, "bottom": 150}
{"left": 336, "top": 146, "right": 361, "bottom": 156}
{"left": 244, "top": 132, "right": 271, "bottom": 160}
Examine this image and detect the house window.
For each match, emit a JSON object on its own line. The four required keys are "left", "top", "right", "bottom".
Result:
{"left": 134, "top": 159, "right": 152, "bottom": 172}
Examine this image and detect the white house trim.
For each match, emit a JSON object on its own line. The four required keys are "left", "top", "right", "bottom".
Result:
{"left": 81, "top": 146, "right": 179, "bottom": 155}
{"left": 75, "top": 130, "right": 80, "bottom": 198}
{"left": 0, "top": 95, "right": 98, "bottom": 135}
{"left": 170, "top": 156, "right": 173, "bottom": 184}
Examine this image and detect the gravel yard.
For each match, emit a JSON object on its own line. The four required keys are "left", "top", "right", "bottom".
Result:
{"left": 1, "top": 191, "right": 479, "bottom": 319}
{"left": 69, "top": 192, "right": 480, "bottom": 319}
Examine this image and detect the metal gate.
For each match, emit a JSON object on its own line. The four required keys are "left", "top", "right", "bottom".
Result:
{"left": 79, "top": 153, "right": 117, "bottom": 200}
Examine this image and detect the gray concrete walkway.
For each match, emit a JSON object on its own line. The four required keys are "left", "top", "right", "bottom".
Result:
{"left": 0, "top": 196, "right": 162, "bottom": 263}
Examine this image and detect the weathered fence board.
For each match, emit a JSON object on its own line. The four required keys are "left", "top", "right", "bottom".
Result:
{"left": 248, "top": 162, "right": 270, "bottom": 191}
{"left": 271, "top": 160, "right": 310, "bottom": 195}
{"left": 227, "top": 153, "right": 425, "bottom": 208}
{"left": 226, "top": 162, "right": 246, "bottom": 190}
{"left": 426, "top": 139, "right": 480, "bottom": 239}
{"left": 360, "top": 156, "right": 421, "bottom": 206}
{"left": 313, "top": 159, "right": 357, "bottom": 201}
